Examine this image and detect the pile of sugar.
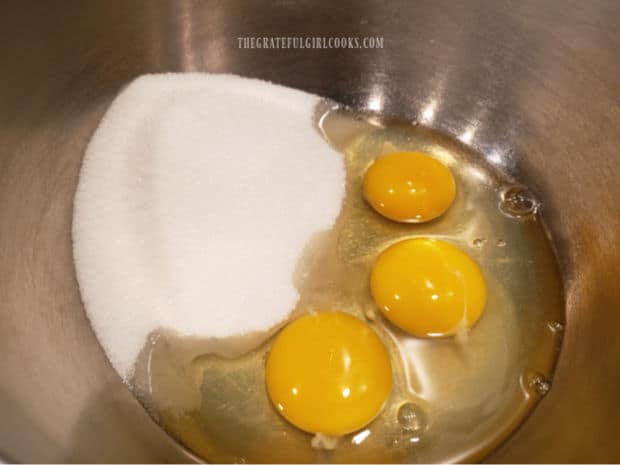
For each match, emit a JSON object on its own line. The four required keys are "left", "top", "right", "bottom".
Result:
{"left": 72, "top": 73, "right": 345, "bottom": 381}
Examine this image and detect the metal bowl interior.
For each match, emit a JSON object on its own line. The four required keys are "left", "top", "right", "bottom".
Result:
{"left": 1, "top": 1, "right": 619, "bottom": 462}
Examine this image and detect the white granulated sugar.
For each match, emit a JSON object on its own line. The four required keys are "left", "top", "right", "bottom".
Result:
{"left": 73, "top": 73, "right": 345, "bottom": 381}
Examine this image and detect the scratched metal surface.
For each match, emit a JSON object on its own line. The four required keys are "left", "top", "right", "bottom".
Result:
{"left": 0, "top": 0, "right": 619, "bottom": 462}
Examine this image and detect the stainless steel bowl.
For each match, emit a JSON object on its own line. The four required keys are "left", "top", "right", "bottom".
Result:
{"left": 1, "top": 1, "right": 619, "bottom": 462}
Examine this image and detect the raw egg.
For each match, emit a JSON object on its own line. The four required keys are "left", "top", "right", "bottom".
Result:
{"left": 265, "top": 311, "right": 392, "bottom": 436}
{"left": 370, "top": 238, "right": 486, "bottom": 337}
{"left": 363, "top": 151, "right": 456, "bottom": 222}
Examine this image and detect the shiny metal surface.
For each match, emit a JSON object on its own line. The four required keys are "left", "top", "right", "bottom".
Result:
{"left": 0, "top": 0, "right": 619, "bottom": 462}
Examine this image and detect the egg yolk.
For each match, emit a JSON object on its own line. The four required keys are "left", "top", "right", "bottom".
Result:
{"left": 363, "top": 151, "right": 456, "bottom": 223}
{"left": 370, "top": 238, "right": 486, "bottom": 337}
{"left": 265, "top": 311, "right": 392, "bottom": 436}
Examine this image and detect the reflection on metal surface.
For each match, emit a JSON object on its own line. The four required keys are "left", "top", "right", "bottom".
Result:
{"left": 179, "top": 1, "right": 198, "bottom": 71}
{"left": 459, "top": 125, "right": 478, "bottom": 144}
{"left": 420, "top": 100, "right": 437, "bottom": 124}
{"left": 487, "top": 149, "right": 505, "bottom": 167}
{"left": 1, "top": 0, "right": 620, "bottom": 462}
{"left": 366, "top": 90, "right": 384, "bottom": 112}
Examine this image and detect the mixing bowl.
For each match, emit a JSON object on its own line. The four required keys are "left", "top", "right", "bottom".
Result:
{"left": 1, "top": 0, "right": 619, "bottom": 462}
